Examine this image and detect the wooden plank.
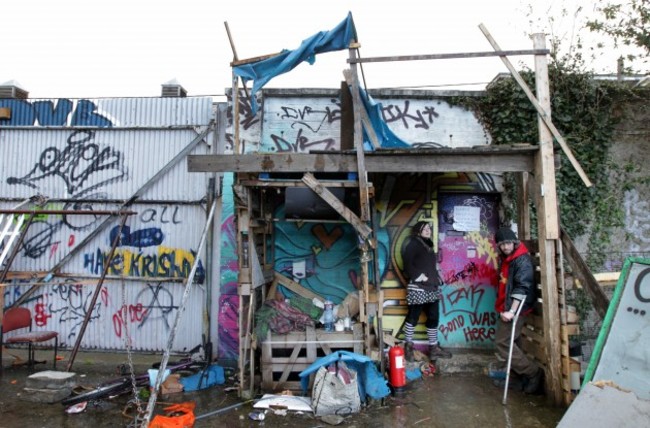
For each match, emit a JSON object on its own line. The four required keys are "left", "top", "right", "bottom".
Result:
{"left": 524, "top": 313, "right": 544, "bottom": 330}
{"left": 478, "top": 24, "right": 592, "bottom": 188}
{"left": 230, "top": 51, "right": 283, "bottom": 66}
{"left": 347, "top": 48, "right": 371, "bottom": 221}
{"left": 560, "top": 227, "right": 610, "bottom": 319}
{"left": 276, "top": 341, "right": 304, "bottom": 386}
{"left": 342, "top": 69, "right": 381, "bottom": 150}
{"left": 521, "top": 339, "right": 547, "bottom": 364}
{"left": 187, "top": 150, "right": 537, "bottom": 174}
{"left": 538, "top": 239, "right": 563, "bottom": 405}
{"left": 561, "top": 324, "right": 580, "bottom": 337}
{"left": 240, "top": 179, "right": 364, "bottom": 188}
{"left": 302, "top": 172, "right": 372, "bottom": 240}
{"left": 274, "top": 272, "right": 324, "bottom": 304}
{"left": 516, "top": 172, "right": 532, "bottom": 240}
{"left": 529, "top": 32, "right": 560, "bottom": 240}
{"left": 522, "top": 325, "right": 544, "bottom": 344}
{"left": 593, "top": 272, "right": 620, "bottom": 284}
{"left": 306, "top": 325, "right": 317, "bottom": 362}
{"left": 348, "top": 49, "right": 550, "bottom": 64}
{"left": 368, "top": 288, "right": 405, "bottom": 302}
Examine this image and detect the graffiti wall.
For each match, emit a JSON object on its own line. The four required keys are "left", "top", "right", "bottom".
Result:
{"left": 216, "top": 90, "right": 505, "bottom": 357}
{"left": 1, "top": 97, "right": 214, "bottom": 352}
{"left": 369, "top": 175, "right": 501, "bottom": 349}
{"left": 226, "top": 89, "right": 490, "bottom": 153}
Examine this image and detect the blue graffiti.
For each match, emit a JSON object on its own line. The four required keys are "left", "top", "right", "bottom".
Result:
{"left": 0, "top": 99, "right": 113, "bottom": 127}
{"left": 110, "top": 225, "right": 164, "bottom": 248}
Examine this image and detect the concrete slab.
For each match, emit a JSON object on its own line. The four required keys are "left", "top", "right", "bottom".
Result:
{"left": 557, "top": 382, "right": 650, "bottom": 427}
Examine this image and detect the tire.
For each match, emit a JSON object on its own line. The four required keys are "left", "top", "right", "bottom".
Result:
{"left": 61, "top": 378, "right": 131, "bottom": 406}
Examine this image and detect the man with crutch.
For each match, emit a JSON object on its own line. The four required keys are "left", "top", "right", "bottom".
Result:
{"left": 492, "top": 227, "right": 544, "bottom": 396}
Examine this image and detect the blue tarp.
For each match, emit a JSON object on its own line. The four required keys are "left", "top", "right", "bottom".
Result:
{"left": 179, "top": 364, "right": 225, "bottom": 391}
{"left": 360, "top": 88, "right": 410, "bottom": 149}
{"left": 233, "top": 12, "right": 357, "bottom": 115}
{"left": 298, "top": 350, "right": 390, "bottom": 401}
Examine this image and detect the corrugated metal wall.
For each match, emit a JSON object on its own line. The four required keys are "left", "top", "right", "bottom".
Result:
{"left": 0, "top": 96, "right": 216, "bottom": 353}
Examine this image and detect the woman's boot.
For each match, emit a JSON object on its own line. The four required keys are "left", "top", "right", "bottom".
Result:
{"left": 404, "top": 341, "right": 415, "bottom": 362}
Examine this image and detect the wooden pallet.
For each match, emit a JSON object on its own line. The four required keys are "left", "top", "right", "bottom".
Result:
{"left": 261, "top": 324, "right": 363, "bottom": 392}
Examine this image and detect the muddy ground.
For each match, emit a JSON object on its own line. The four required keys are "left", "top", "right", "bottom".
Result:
{"left": 0, "top": 350, "right": 565, "bottom": 427}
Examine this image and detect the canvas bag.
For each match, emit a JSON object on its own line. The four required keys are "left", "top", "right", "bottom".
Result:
{"left": 311, "top": 361, "right": 361, "bottom": 416}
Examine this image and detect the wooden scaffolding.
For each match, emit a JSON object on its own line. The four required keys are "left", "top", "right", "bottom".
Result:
{"left": 188, "top": 24, "right": 609, "bottom": 406}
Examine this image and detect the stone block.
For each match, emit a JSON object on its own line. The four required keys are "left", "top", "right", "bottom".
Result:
{"left": 21, "top": 387, "right": 72, "bottom": 404}
{"left": 25, "top": 371, "right": 78, "bottom": 390}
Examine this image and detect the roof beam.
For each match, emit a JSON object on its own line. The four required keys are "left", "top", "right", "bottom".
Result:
{"left": 348, "top": 49, "right": 550, "bottom": 64}
{"left": 188, "top": 147, "right": 537, "bottom": 174}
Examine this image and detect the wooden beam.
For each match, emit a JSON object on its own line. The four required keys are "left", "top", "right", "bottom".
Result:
{"left": 348, "top": 49, "right": 550, "bottom": 64}
{"left": 560, "top": 228, "right": 610, "bottom": 318}
{"left": 348, "top": 47, "right": 371, "bottom": 221}
{"left": 301, "top": 173, "right": 372, "bottom": 240}
{"left": 531, "top": 35, "right": 564, "bottom": 402}
{"left": 188, "top": 148, "right": 537, "bottom": 174}
{"left": 230, "top": 51, "right": 283, "bottom": 67}
{"left": 342, "top": 69, "right": 381, "bottom": 149}
{"left": 516, "top": 172, "right": 532, "bottom": 240}
{"left": 478, "top": 23, "right": 592, "bottom": 188}
{"left": 273, "top": 272, "right": 324, "bottom": 304}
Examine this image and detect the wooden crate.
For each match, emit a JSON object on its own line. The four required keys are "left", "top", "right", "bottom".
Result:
{"left": 261, "top": 324, "right": 363, "bottom": 392}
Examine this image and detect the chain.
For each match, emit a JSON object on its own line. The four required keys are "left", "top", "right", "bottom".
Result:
{"left": 121, "top": 278, "right": 145, "bottom": 426}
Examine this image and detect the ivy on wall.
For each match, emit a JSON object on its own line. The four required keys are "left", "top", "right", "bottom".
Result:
{"left": 452, "top": 64, "right": 646, "bottom": 270}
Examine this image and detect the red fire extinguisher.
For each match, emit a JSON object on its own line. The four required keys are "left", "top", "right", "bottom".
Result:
{"left": 388, "top": 345, "right": 406, "bottom": 393}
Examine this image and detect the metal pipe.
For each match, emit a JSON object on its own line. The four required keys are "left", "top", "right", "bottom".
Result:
{"left": 0, "top": 209, "right": 135, "bottom": 215}
{"left": 66, "top": 213, "right": 129, "bottom": 372}
{"left": 141, "top": 200, "right": 218, "bottom": 427}
{"left": 195, "top": 399, "right": 254, "bottom": 420}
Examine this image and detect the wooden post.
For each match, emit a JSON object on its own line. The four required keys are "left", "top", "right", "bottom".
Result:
{"left": 532, "top": 32, "right": 563, "bottom": 406}
{"left": 348, "top": 45, "right": 371, "bottom": 222}
{"left": 516, "top": 172, "right": 531, "bottom": 240}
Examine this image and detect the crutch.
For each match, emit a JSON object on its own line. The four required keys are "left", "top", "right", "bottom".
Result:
{"left": 502, "top": 301, "right": 524, "bottom": 405}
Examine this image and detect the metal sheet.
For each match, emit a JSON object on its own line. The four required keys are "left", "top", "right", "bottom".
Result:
{"left": 0, "top": 97, "right": 213, "bottom": 127}
{"left": 0, "top": 128, "right": 211, "bottom": 201}
{"left": 1, "top": 202, "right": 209, "bottom": 352}
{"left": 2, "top": 279, "right": 204, "bottom": 352}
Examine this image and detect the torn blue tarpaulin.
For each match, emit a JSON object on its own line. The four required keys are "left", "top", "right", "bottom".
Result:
{"left": 298, "top": 350, "right": 390, "bottom": 401}
{"left": 233, "top": 12, "right": 357, "bottom": 115}
{"left": 359, "top": 88, "right": 410, "bottom": 149}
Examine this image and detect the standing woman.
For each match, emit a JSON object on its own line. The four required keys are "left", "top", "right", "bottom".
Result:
{"left": 401, "top": 221, "right": 452, "bottom": 362}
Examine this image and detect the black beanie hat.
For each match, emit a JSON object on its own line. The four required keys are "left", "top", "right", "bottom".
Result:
{"left": 495, "top": 227, "right": 518, "bottom": 244}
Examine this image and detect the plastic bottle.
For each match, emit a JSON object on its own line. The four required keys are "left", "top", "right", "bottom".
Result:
{"left": 323, "top": 300, "right": 334, "bottom": 332}
{"left": 248, "top": 410, "right": 266, "bottom": 421}
{"left": 343, "top": 303, "right": 351, "bottom": 331}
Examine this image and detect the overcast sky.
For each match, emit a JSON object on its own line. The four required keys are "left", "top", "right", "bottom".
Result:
{"left": 0, "top": 0, "right": 630, "bottom": 100}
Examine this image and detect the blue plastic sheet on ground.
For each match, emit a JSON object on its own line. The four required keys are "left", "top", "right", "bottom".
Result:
{"left": 298, "top": 350, "right": 390, "bottom": 401}
{"left": 179, "top": 364, "right": 225, "bottom": 392}
{"left": 406, "top": 367, "right": 422, "bottom": 381}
